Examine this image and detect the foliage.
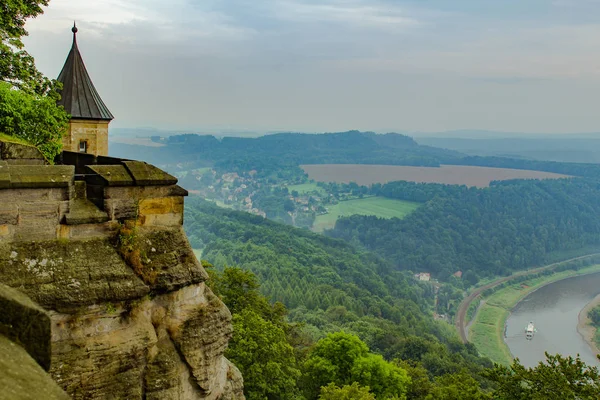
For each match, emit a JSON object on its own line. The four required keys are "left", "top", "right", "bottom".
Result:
{"left": 116, "top": 220, "right": 157, "bottom": 285}
{"left": 426, "top": 370, "right": 492, "bottom": 400}
{"left": 205, "top": 263, "right": 302, "bottom": 399}
{"left": 0, "top": 81, "right": 68, "bottom": 160}
{"left": 228, "top": 309, "right": 301, "bottom": 400}
{"left": 330, "top": 178, "right": 600, "bottom": 280}
{"left": 319, "top": 382, "right": 375, "bottom": 400}
{"left": 302, "top": 332, "right": 410, "bottom": 399}
{"left": 589, "top": 304, "right": 600, "bottom": 327}
{"left": 185, "top": 199, "right": 492, "bottom": 395}
{"left": 0, "top": 0, "right": 56, "bottom": 95}
{"left": 486, "top": 352, "right": 600, "bottom": 400}
{"left": 0, "top": 2, "right": 68, "bottom": 161}
{"left": 186, "top": 199, "right": 600, "bottom": 399}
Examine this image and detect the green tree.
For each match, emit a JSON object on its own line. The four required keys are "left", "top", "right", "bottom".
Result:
{"left": 205, "top": 263, "right": 302, "bottom": 399}
{"left": 0, "top": 0, "right": 68, "bottom": 160}
{"left": 303, "top": 331, "right": 410, "bottom": 399}
{"left": 0, "top": 81, "right": 68, "bottom": 160}
{"left": 426, "top": 370, "right": 491, "bottom": 400}
{"left": 1, "top": 0, "right": 54, "bottom": 95}
{"left": 487, "top": 352, "right": 600, "bottom": 400}
{"left": 319, "top": 382, "right": 375, "bottom": 400}
{"left": 226, "top": 309, "right": 301, "bottom": 400}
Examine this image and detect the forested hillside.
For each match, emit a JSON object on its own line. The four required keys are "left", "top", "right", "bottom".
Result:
{"left": 329, "top": 178, "right": 600, "bottom": 281}
{"left": 110, "top": 130, "right": 462, "bottom": 169}
{"left": 185, "top": 198, "right": 600, "bottom": 399}
{"left": 184, "top": 198, "right": 495, "bottom": 396}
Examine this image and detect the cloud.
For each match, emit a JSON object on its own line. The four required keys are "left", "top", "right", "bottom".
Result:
{"left": 27, "top": 0, "right": 254, "bottom": 43}
{"left": 273, "top": 0, "right": 419, "bottom": 30}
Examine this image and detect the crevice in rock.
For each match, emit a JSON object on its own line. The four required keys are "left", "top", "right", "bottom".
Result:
{"left": 166, "top": 327, "right": 210, "bottom": 397}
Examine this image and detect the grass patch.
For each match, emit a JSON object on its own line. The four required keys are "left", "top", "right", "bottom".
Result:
{"left": 470, "top": 321, "right": 512, "bottom": 365}
{"left": 312, "top": 196, "right": 420, "bottom": 232}
{"left": 0, "top": 132, "right": 35, "bottom": 146}
{"left": 287, "top": 182, "right": 326, "bottom": 195}
{"left": 469, "top": 263, "right": 600, "bottom": 365}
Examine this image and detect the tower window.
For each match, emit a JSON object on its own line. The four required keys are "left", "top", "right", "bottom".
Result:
{"left": 79, "top": 140, "right": 87, "bottom": 153}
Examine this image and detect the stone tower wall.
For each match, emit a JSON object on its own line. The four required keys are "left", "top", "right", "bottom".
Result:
{"left": 61, "top": 120, "right": 109, "bottom": 157}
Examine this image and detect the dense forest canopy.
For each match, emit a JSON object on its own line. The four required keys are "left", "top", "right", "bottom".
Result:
{"left": 330, "top": 178, "right": 600, "bottom": 281}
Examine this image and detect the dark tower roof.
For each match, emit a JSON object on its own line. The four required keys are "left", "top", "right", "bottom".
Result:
{"left": 56, "top": 23, "right": 114, "bottom": 121}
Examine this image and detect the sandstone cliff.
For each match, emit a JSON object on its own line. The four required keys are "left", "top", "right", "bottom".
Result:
{"left": 0, "top": 141, "right": 244, "bottom": 399}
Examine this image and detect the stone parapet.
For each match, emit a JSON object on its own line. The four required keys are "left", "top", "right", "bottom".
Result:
{"left": 0, "top": 145, "right": 188, "bottom": 243}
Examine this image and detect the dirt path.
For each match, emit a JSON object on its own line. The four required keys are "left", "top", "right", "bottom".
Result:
{"left": 455, "top": 253, "right": 600, "bottom": 343}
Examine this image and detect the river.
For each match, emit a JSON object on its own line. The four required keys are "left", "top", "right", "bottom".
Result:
{"left": 505, "top": 272, "right": 600, "bottom": 368}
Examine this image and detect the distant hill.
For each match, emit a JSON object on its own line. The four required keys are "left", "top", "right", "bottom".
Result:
{"left": 417, "top": 135, "right": 600, "bottom": 164}
{"left": 109, "top": 130, "right": 463, "bottom": 169}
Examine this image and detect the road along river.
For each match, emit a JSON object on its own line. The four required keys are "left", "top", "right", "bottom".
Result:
{"left": 505, "top": 272, "right": 600, "bottom": 368}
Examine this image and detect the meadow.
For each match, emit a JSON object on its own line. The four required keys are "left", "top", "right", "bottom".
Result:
{"left": 302, "top": 164, "right": 569, "bottom": 188}
{"left": 312, "top": 196, "right": 420, "bottom": 232}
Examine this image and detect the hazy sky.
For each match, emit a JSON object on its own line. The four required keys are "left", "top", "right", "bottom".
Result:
{"left": 23, "top": 0, "right": 600, "bottom": 134}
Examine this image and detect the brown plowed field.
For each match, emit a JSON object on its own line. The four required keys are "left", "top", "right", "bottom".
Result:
{"left": 301, "top": 164, "right": 570, "bottom": 188}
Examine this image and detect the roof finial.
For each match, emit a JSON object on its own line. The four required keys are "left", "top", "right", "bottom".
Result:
{"left": 72, "top": 21, "right": 78, "bottom": 34}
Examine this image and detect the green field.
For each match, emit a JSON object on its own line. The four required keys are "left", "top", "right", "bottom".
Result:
{"left": 469, "top": 263, "right": 600, "bottom": 365}
{"left": 312, "top": 197, "right": 420, "bottom": 232}
{"left": 286, "top": 182, "right": 326, "bottom": 195}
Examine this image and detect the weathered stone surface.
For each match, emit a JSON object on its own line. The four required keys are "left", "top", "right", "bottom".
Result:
{"left": 64, "top": 199, "right": 109, "bottom": 225}
{"left": 0, "top": 283, "right": 52, "bottom": 370}
{"left": 86, "top": 165, "right": 134, "bottom": 186}
{"left": 48, "top": 283, "right": 243, "bottom": 400}
{"left": 0, "top": 187, "right": 69, "bottom": 203}
{"left": 0, "top": 336, "right": 70, "bottom": 400}
{"left": 136, "top": 227, "right": 208, "bottom": 291}
{"left": 0, "top": 203, "right": 18, "bottom": 225}
{"left": 169, "top": 289, "right": 237, "bottom": 397}
{"left": 0, "top": 140, "right": 46, "bottom": 162}
{"left": 8, "top": 165, "right": 74, "bottom": 188}
{"left": 0, "top": 239, "right": 150, "bottom": 311}
{"left": 123, "top": 160, "right": 178, "bottom": 186}
{"left": 0, "top": 161, "right": 10, "bottom": 189}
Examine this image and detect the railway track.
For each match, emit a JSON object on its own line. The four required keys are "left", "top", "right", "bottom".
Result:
{"left": 455, "top": 253, "right": 600, "bottom": 343}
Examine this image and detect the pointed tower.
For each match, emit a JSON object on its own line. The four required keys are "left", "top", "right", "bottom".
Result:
{"left": 57, "top": 23, "right": 114, "bottom": 156}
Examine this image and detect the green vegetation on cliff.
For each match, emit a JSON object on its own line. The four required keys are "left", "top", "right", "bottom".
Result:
{"left": 0, "top": 0, "right": 68, "bottom": 161}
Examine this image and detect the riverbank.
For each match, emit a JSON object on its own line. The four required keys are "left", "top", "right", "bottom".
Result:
{"left": 469, "top": 263, "right": 600, "bottom": 365}
{"left": 455, "top": 253, "right": 600, "bottom": 344}
{"left": 577, "top": 293, "right": 600, "bottom": 358}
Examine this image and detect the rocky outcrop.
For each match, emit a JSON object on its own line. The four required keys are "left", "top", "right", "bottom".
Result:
{"left": 0, "top": 228, "right": 244, "bottom": 400}
{"left": 0, "top": 143, "right": 244, "bottom": 399}
{"left": 0, "top": 283, "right": 70, "bottom": 400}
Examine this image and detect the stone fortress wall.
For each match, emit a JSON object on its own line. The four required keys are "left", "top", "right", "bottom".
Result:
{"left": 0, "top": 139, "right": 244, "bottom": 399}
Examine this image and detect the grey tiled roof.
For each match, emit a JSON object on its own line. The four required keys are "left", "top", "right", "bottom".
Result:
{"left": 56, "top": 26, "right": 114, "bottom": 121}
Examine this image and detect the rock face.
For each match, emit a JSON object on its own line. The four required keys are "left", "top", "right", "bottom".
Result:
{"left": 0, "top": 283, "right": 70, "bottom": 400}
{"left": 0, "top": 143, "right": 244, "bottom": 399}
